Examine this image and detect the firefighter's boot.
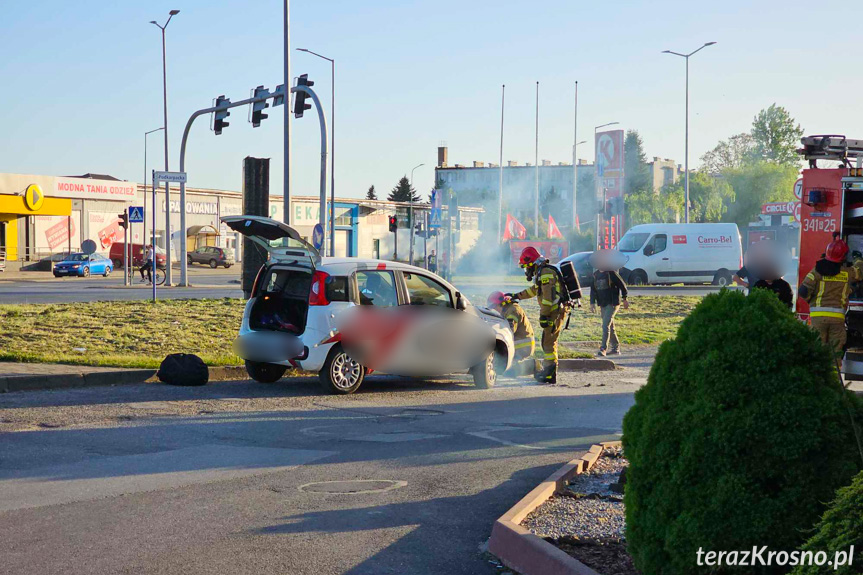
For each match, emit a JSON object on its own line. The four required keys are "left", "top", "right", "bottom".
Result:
{"left": 534, "top": 363, "right": 557, "bottom": 384}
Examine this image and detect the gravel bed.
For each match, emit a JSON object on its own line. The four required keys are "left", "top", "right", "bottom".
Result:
{"left": 523, "top": 447, "right": 628, "bottom": 541}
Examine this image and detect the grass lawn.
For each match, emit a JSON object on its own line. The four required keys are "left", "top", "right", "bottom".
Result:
{"left": 0, "top": 295, "right": 702, "bottom": 369}
{"left": 0, "top": 299, "right": 245, "bottom": 368}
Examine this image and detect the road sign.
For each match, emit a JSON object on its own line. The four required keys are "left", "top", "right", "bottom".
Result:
{"left": 81, "top": 239, "right": 97, "bottom": 255}
{"left": 312, "top": 223, "right": 324, "bottom": 250}
{"left": 154, "top": 171, "right": 187, "bottom": 184}
{"left": 794, "top": 178, "right": 803, "bottom": 201}
{"left": 429, "top": 189, "right": 442, "bottom": 229}
{"left": 129, "top": 206, "right": 144, "bottom": 223}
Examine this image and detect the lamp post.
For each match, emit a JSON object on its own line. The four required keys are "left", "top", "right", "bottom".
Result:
{"left": 297, "top": 48, "right": 335, "bottom": 256}
{"left": 150, "top": 9, "right": 179, "bottom": 285}
{"left": 572, "top": 138, "right": 586, "bottom": 231}
{"left": 663, "top": 42, "right": 716, "bottom": 224}
{"left": 409, "top": 163, "right": 424, "bottom": 265}
{"left": 144, "top": 127, "right": 165, "bottom": 268}
{"left": 595, "top": 122, "right": 619, "bottom": 249}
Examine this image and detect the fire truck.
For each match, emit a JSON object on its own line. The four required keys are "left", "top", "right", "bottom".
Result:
{"left": 796, "top": 135, "right": 863, "bottom": 379}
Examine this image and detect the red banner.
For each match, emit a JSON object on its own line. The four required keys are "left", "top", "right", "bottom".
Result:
{"left": 503, "top": 214, "right": 527, "bottom": 240}
{"left": 547, "top": 215, "right": 563, "bottom": 239}
{"left": 45, "top": 217, "right": 75, "bottom": 250}
{"left": 509, "top": 240, "right": 569, "bottom": 265}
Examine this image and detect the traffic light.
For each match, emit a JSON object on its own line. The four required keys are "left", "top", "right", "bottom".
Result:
{"left": 251, "top": 86, "right": 270, "bottom": 128}
{"left": 118, "top": 212, "right": 128, "bottom": 230}
{"left": 214, "top": 95, "right": 231, "bottom": 135}
{"left": 294, "top": 74, "right": 314, "bottom": 118}
{"left": 389, "top": 215, "right": 398, "bottom": 232}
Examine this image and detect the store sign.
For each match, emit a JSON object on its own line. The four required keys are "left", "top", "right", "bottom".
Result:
{"left": 761, "top": 201, "right": 796, "bottom": 215}
{"left": 595, "top": 130, "right": 625, "bottom": 199}
{"left": 162, "top": 200, "right": 218, "bottom": 215}
{"left": 53, "top": 177, "right": 136, "bottom": 201}
{"left": 45, "top": 217, "right": 76, "bottom": 250}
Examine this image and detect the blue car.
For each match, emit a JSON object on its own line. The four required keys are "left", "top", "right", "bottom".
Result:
{"left": 53, "top": 253, "right": 114, "bottom": 278}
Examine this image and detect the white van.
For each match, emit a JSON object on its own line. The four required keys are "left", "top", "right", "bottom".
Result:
{"left": 617, "top": 223, "right": 742, "bottom": 286}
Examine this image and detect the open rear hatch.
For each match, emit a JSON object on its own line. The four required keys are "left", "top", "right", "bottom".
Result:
{"left": 222, "top": 216, "right": 321, "bottom": 360}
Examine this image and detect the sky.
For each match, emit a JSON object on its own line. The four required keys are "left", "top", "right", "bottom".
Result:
{"left": 1, "top": 0, "right": 862, "bottom": 200}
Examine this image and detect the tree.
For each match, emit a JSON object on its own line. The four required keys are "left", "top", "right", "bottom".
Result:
{"left": 624, "top": 130, "right": 652, "bottom": 195}
{"left": 625, "top": 185, "right": 685, "bottom": 226}
{"left": 659, "top": 171, "right": 734, "bottom": 223}
{"left": 387, "top": 176, "right": 420, "bottom": 202}
{"left": 723, "top": 162, "right": 799, "bottom": 228}
{"left": 751, "top": 103, "right": 804, "bottom": 165}
{"left": 700, "top": 133, "right": 756, "bottom": 174}
{"left": 366, "top": 185, "right": 377, "bottom": 200}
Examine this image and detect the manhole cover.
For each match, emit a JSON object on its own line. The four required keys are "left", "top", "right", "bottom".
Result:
{"left": 298, "top": 480, "right": 407, "bottom": 494}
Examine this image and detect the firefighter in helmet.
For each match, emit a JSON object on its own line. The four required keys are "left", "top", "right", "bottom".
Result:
{"left": 799, "top": 235, "right": 863, "bottom": 353}
{"left": 488, "top": 291, "right": 535, "bottom": 374}
{"left": 510, "top": 246, "right": 566, "bottom": 383}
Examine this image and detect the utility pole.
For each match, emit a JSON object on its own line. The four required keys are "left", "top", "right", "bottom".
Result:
{"left": 409, "top": 163, "right": 424, "bottom": 265}
{"left": 534, "top": 81, "right": 539, "bottom": 238}
{"left": 499, "top": 84, "right": 505, "bottom": 243}
{"left": 284, "top": 0, "right": 292, "bottom": 224}
{"left": 572, "top": 81, "right": 578, "bottom": 231}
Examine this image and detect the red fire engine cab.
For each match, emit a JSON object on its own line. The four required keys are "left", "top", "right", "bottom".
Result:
{"left": 797, "top": 135, "right": 863, "bottom": 379}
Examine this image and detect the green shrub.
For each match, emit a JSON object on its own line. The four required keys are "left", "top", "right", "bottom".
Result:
{"left": 791, "top": 470, "right": 863, "bottom": 575}
{"left": 622, "top": 289, "right": 861, "bottom": 575}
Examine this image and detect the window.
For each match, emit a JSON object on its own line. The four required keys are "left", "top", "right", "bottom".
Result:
{"left": 403, "top": 272, "right": 452, "bottom": 308}
{"left": 618, "top": 232, "right": 650, "bottom": 253}
{"left": 263, "top": 268, "right": 312, "bottom": 298}
{"left": 356, "top": 270, "right": 398, "bottom": 307}
{"left": 326, "top": 276, "right": 349, "bottom": 302}
{"left": 645, "top": 234, "right": 667, "bottom": 256}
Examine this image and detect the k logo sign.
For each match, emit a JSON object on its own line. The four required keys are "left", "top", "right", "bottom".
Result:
{"left": 24, "top": 184, "right": 44, "bottom": 211}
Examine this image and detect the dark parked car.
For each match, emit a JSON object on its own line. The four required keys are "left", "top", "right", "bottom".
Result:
{"left": 556, "top": 251, "right": 594, "bottom": 288}
{"left": 188, "top": 246, "right": 234, "bottom": 268}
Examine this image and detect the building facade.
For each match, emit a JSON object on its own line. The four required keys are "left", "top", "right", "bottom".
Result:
{"left": 0, "top": 172, "right": 481, "bottom": 267}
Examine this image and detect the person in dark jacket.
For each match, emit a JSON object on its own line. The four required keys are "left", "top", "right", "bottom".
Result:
{"left": 752, "top": 277, "right": 794, "bottom": 309}
{"left": 590, "top": 268, "right": 629, "bottom": 356}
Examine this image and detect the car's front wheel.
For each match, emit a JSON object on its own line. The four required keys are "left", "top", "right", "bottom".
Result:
{"left": 82, "top": 267, "right": 90, "bottom": 278}
{"left": 187, "top": 255, "right": 193, "bottom": 265}
{"left": 103, "top": 267, "right": 111, "bottom": 277}
{"left": 470, "top": 349, "right": 500, "bottom": 389}
{"left": 320, "top": 344, "right": 365, "bottom": 394}
{"left": 245, "top": 360, "right": 287, "bottom": 383}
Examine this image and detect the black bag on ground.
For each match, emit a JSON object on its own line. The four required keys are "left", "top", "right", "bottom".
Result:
{"left": 157, "top": 353, "right": 209, "bottom": 386}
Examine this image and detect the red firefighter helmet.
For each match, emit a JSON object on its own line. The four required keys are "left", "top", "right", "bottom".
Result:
{"left": 825, "top": 238, "right": 849, "bottom": 263}
{"left": 487, "top": 291, "right": 506, "bottom": 307}
{"left": 519, "top": 246, "right": 541, "bottom": 267}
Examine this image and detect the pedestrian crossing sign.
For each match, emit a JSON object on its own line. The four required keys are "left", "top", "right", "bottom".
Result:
{"left": 129, "top": 206, "right": 144, "bottom": 223}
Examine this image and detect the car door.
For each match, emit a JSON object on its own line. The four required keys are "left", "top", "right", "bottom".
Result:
{"left": 642, "top": 233, "right": 670, "bottom": 282}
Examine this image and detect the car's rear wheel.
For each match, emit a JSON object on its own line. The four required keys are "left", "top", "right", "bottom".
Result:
{"left": 320, "top": 344, "right": 365, "bottom": 394}
{"left": 82, "top": 267, "right": 90, "bottom": 278}
{"left": 245, "top": 360, "right": 287, "bottom": 383}
{"left": 209, "top": 259, "right": 218, "bottom": 268}
{"left": 224, "top": 263, "right": 232, "bottom": 269}
{"left": 470, "top": 349, "right": 499, "bottom": 389}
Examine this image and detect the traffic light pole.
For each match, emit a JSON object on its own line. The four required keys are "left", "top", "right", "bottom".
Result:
{"left": 177, "top": 89, "right": 291, "bottom": 286}
{"left": 291, "top": 83, "right": 329, "bottom": 258}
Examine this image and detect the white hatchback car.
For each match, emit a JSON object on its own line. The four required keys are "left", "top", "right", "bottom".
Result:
{"left": 222, "top": 215, "right": 514, "bottom": 394}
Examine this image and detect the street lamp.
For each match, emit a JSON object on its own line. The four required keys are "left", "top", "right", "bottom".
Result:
{"left": 144, "top": 126, "right": 165, "bottom": 266}
{"left": 150, "top": 9, "right": 179, "bottom": 285}
{"left": 409, "top": 163, "right": 424, "bottom": 265}
{"left": 595, "top": 122, "right": 619, "bottom": 249}
{"left": 663, "top": 41, "right": 716, "bottom": 224}
{"left": 297, "top": 48, "right": 335, "bottom": 256}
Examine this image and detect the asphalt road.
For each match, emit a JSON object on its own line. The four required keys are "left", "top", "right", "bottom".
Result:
{"left": 0, "top": 354, "right": 653, "bottom": 575}
{"left": 0, "top": 268, "right": 721, "bottom": 304}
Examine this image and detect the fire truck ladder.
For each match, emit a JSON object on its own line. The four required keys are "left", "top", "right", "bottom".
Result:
{"left": 799, "top": 135, "right": 863, "bottom": 167}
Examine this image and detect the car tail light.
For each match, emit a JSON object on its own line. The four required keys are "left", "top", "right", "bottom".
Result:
{"left": 309, "top": 270, "right": 330, "bottom": 306}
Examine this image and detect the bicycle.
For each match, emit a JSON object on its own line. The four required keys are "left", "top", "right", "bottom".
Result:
{"left": 154, "top": 266, "right": 166, "bottom": 286}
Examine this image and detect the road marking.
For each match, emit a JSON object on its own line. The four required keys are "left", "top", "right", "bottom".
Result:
{"left": 0, "top": 444, "right": 334, "bottom": 512}
{"left": 298, "top": 480, "right": 407, "bottom": 494}
{"left": 467, "top": 427, "right": 621, "bottom": 451}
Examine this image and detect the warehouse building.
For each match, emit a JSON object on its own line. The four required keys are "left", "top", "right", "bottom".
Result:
{"left": 0, "top": 172, "right": 480, "bottom": 269}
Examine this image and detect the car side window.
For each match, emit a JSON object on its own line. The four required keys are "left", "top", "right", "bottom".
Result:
{"left": 356, "top": 270, "right": 398, "bottom": 307}
{"left": 645, "top": 234, "right": 667, "bottom": 256}
{"left": 403, "top": 272, "right": 453, "bottom": 308}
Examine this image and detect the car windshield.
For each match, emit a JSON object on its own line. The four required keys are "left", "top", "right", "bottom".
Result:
{"left": 617, "top": 233, "right": 650, "bottom": 253}
{"left": 64, "top": 254, "right": 89, "bottom": 262}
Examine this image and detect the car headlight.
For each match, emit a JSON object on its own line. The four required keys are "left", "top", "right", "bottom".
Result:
{"left": 71, "top": 265, "right": 80, "bottom": 269}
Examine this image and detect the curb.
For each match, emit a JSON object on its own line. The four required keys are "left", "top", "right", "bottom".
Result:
{"left": 558, "top": 358, "right": 615, "bottom": 371}
{"left": 0, "top": 365, "right": 249, "bottom": 393}
{"left": 488, "top": 441, "right": 622, "bottom": 575}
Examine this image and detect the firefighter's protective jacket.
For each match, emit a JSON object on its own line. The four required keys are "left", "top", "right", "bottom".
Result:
{"left": 515, "top": 262, "right": 563, "bottom": 316}
{"left": 501, "top": 301, "right": 535, "bottom": 352}
{"left": 800, "top": 259, "right": 863, "bottom": 319}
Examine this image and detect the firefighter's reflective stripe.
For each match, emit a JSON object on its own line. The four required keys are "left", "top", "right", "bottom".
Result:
{"left": 514, "top": 338, "right": 533, "bottom": 349}
{"left": 544, "top": 352, "right": 556, "bottom": 359}
{"left": 810, "top": 307, "right": 845, "bottom": 319}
